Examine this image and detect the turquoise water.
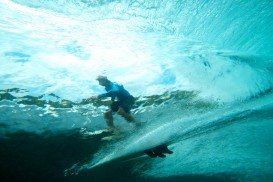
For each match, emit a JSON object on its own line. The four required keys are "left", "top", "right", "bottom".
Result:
{"left": 0, "top": 0, "right": 273, "bottom": 181}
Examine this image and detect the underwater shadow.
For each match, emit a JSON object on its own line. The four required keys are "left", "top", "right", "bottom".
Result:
{"left": 0, "top": 129, "right": 111, "bottom": 182}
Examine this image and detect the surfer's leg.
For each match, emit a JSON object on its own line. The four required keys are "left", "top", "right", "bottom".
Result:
{"left": 117, "top": 108, "right": 135, "bottom": 123}
{"left": 104, "top": 109, "right": 114, "bottom": 128}
{"left": 117, "top": 98, "right": 136, "bottom": 123}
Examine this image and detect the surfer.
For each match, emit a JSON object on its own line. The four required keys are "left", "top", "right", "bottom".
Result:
{"left": 94, "top": 75, "right": 136, "bottom": 129}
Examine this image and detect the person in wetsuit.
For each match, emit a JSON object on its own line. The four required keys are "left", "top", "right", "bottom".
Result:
{"left": 95, "top": 75, "right": 136, "bottom": 129}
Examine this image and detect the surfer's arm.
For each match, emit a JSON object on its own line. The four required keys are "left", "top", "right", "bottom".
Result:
{"left": 98, "top": 84, "right": 119, "bottom": 100}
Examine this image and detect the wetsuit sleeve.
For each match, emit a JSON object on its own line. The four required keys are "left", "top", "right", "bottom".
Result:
{"left": 97, "top": 93, "right": 111, "bottom": 98}
{"left": 97, "top": 84, "right": 119, "bottom": 100}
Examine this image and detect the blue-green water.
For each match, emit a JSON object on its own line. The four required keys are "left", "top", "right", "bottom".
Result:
{"left": 1, "top": 0, "right": 273, "bottom": 181}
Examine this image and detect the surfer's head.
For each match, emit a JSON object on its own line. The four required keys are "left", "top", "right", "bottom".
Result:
{"left": 96, "top": 75, "right": 110, "bottom": 86}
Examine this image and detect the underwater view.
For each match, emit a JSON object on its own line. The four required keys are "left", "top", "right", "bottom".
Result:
{"left": 1, "top": 0, "right": 273, "bottom": 181}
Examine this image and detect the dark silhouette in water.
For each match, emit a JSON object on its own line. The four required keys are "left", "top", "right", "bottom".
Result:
{"left": 144, "top": 144, "right": 173, "bottom": 158}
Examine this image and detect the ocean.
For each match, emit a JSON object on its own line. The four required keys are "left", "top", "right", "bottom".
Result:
{"left": 0, "top": 0, "right": 273, "bottom": 181}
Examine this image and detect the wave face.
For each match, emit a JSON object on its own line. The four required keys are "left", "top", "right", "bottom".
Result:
{"left": 1, "top": 0, "right": 273, "bottom": 182}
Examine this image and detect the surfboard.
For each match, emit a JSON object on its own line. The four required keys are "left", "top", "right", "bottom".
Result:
{"left": 88, "top": 143, "right": 173, "bottom": 170}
